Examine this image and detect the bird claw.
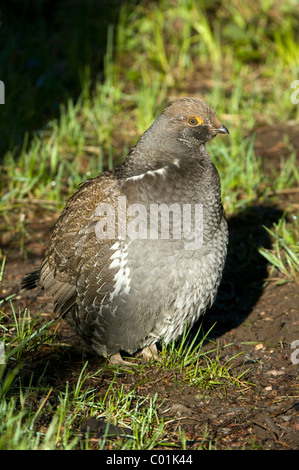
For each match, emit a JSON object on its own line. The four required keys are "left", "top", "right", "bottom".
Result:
{"left": 109, "top": 352, "right": 136, "bottom": 368}
{"left": 108, "top": 344, "right": 161, "bottom": 368}
{"left": 138, "top": 344, "right": 162, "bottom": 363}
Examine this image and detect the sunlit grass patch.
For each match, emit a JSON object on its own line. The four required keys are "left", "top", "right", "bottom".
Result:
{"left": 259, "top": 211, "right": 299, "bottom": 283}
{"left": 160, "top": 324, "right": 250, "bottom": 392}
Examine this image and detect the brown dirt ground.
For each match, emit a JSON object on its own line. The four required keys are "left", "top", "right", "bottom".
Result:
{"left": 1, "top": 125, "right": 299, "bottom": 450}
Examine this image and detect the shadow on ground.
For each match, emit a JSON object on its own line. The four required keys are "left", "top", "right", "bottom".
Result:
{"left": 199, "top": 203, "right": 284, "bottom": 340}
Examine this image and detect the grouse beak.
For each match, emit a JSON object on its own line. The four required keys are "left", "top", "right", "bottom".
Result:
{"left": 217, "top": 124, "right": 229, "bottom": 135}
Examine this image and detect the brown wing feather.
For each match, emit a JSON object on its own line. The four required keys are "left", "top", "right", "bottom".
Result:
{"left": 36, "top": 172, "right": 120, "bottom": 317}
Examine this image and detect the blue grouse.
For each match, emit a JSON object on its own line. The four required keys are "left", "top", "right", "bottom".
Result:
{"left": 22, "top": 98, "right": 229, "bottom": 364}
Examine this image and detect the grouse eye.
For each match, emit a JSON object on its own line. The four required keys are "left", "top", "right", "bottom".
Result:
{"left": 187, "top": 116, "right": 204, "bottom": 126}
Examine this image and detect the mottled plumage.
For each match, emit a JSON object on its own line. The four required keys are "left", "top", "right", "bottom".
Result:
{"left": 22, "top": 97, "right": 229, "bottom": 363}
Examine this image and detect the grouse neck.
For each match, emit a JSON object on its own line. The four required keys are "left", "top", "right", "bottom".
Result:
{"left": 115, "top": 141, "right": 213, "bottom": 181}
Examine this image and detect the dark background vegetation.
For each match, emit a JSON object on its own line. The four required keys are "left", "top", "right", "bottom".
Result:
{"left": 0, "top": 0, "right": 134, "bottom": 157}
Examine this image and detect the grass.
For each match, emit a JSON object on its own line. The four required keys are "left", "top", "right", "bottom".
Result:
{"left": 0, "top": 306, "right": 248, "bottom": 450}
{"left": 259, "top": 211, "right": 299, "bottom": 282}
{"left": 0, "top": 0, "right": 299, "bottom": 450}
{"left": 160, "top": 323, "right": 249, "bottom": 390}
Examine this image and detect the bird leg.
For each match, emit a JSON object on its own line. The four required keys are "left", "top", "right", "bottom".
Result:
{"left": 138, "top": 343, "right": 161, "bottom": 362}
{"left": 109, "top": 352, "right": 135, "bottom": 367}
{"left": 109, "top": 344, "right": 161, "bottom": 366}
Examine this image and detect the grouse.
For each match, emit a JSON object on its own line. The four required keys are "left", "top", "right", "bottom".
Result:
{"left": 22, "top": 97, "right": 229, "bottom": 364}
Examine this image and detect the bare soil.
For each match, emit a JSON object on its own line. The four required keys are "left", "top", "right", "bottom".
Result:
{"left": 1, "top": 125, "right": 298, "bottom": 450}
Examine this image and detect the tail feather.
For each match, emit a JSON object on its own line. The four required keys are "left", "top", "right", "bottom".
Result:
{"left": 21, "top": 269, "right": 41, "bottom": 290}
